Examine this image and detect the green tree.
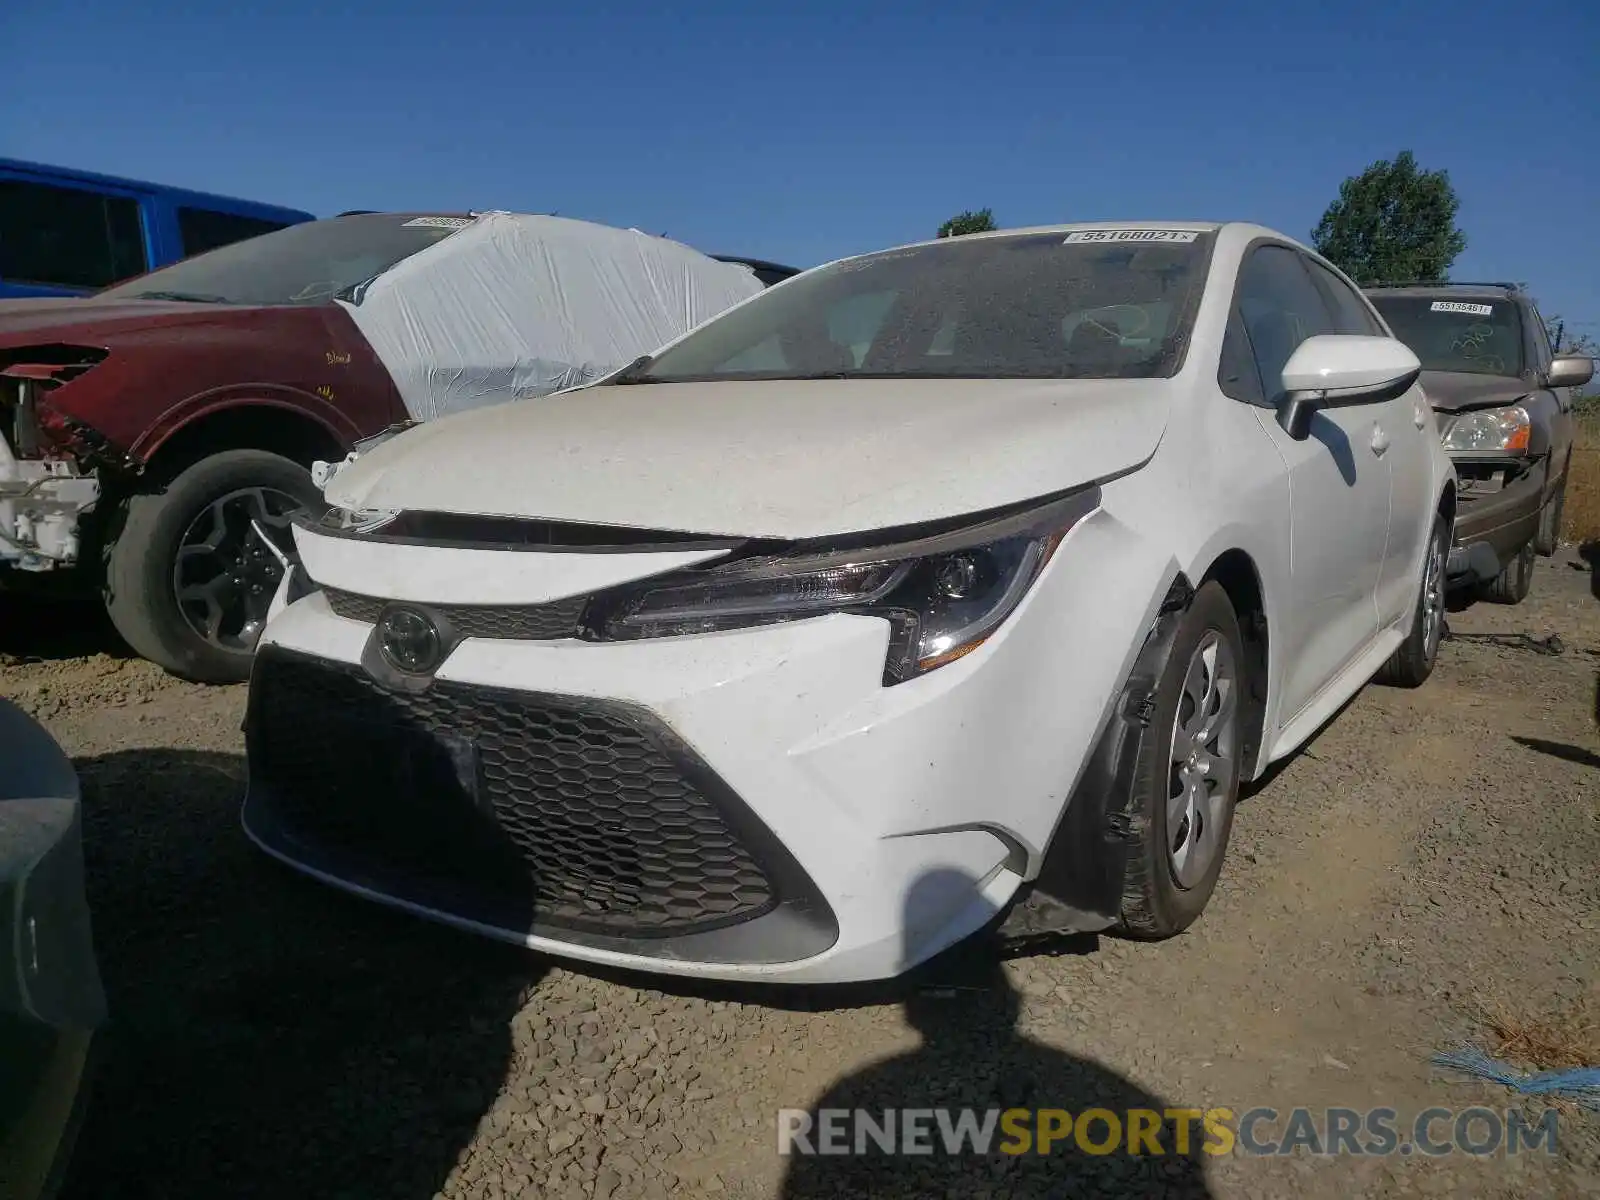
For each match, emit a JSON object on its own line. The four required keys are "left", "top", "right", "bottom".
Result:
{"left": 1311, "top": 151, "right": 1467, "bottom": 285}
{"left": 937, "top": 208, "right": 997, "bottom": 238}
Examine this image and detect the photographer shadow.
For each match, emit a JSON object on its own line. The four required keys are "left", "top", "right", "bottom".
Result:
{"left": 780, "top": 870, "right": 1217, "bottom": 1198}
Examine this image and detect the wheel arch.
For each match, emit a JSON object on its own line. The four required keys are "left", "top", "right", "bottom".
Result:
{"left": 1194, "top": 548, "right": 1271, "bottom": 780}
{"left": 138, "top": 402, "right": 348, "bottom": 486}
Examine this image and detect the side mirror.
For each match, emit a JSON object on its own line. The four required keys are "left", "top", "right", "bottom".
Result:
{"left": 1276, "top": 334, "right": 1422, "bottom": 440}
{"left": 1544, "top": 355, "right": 1594, "bottom": 390}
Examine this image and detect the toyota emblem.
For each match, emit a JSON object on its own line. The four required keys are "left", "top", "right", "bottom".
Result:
{"left": 378, "top": 606, "right": 442, "bottom": 674}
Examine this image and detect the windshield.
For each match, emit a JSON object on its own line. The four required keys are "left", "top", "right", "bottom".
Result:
{"left": 96, "top": 214, "right": 471, "bottom": 306}
{"left": 617, "top": 230, "right": 1216, "bottom": 383}
{"left": 1368, "top": 295, "right": 1525, "bottom": 377}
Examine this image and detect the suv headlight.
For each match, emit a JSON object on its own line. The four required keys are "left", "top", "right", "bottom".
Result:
{"left": 587, "top": 488, "right": 1100, "bottom": 684}
{"left": 1440, "top": 405, "right": 1532, "bottom": 455}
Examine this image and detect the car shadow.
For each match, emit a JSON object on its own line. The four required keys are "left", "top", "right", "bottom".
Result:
{"left": 59, "top": 748, "right": 542, "bottom": 1200}
{"left": 0, "top": 589, "right": 131, "bottom": 663}
{"left": 574, "top": 876, "right": 1215, "bottom": 1197}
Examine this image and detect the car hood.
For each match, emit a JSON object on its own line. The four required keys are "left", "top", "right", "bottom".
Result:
{"left": 323, "top": 378, "right": 1174, "bottom": 539}
{"left": 1420, "top": 370, "right": 1533, "bottom": 414}
{"left": 0, "top": 296, "right": 264, "bottom": 344}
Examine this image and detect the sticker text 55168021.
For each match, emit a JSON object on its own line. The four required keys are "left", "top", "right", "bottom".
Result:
{"left": 1062, "top": 229, "right": 1200, "bottom": 244}
{"left": 1429, "top": 301, "right": 1494, "bottom": 316}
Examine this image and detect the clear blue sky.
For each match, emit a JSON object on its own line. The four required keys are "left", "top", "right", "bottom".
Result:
{"left": 4, "top": 0, "right": 1597, "bottom": 335}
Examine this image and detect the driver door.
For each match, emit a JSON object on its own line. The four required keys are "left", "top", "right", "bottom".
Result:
{"left": 1232, "top": 244, "right": 1391, "bottom": 722}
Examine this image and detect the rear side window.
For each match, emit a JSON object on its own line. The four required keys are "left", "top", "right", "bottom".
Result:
{"left": 0, "top": 179, "right": 147, "bottom": 288}
{"left": 178, "top": 207, "right": 291, "bottom": 257}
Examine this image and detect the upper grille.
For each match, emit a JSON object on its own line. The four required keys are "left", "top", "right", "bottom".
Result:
{"left": 322, "top": 588, "right": 585, "bottom": 641}
{"left": 247, "top": 649, "right": 778, "bottom": 936}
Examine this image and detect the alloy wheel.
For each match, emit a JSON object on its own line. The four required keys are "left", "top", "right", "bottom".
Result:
{"left": 1167, "top": 631, "right": 1240, "bottom": 889}
{"left": 173, "top": 487, "right": 302, "bottom": 652}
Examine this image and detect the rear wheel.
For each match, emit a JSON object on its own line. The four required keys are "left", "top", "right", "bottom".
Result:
{"left": 1376, "top": 512, "right": 1449, "bottom": 687}
{"left": 1482, "top": 539, "right": 1536, "bottom": 605}
{"left": 1117, "top": 581, "right": 1245, "bottom": 939}
{"left": 104, "top": 450, "right": 321, "bottom": 683}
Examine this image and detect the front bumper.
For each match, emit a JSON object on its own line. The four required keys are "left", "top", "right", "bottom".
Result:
{"left": 243, "top": 514, "right": 1170, "bottom": 984}
{"left": 1443, "top": 458, "right": 1544, "bottom": 585}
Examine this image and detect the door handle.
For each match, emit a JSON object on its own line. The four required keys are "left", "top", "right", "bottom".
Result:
{"left": 1371, "top": 423, "right": 1390, "bottom": 455}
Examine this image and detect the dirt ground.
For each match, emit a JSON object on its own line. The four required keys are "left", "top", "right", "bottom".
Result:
{"left": 4, "top": 551, "right": 1598, "bottom": 1200}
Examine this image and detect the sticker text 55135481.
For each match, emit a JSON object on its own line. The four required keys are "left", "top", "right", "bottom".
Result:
{"left": 1430, "top": 301, "right": 1494, "bottom": 316}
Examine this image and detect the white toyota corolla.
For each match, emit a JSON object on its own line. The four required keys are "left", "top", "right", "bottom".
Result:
{"left": 243, "top": 221, "right": 1455, "bottom": 984}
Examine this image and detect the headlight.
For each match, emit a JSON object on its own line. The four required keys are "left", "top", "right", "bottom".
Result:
{"left": 316, "top": 504, "right": 402, "bottom": 534}
{"left": 1440, "top": 405, "right": 1531, "bottom": 455}
{"left": 588, "top": 488, "right": 1099, "bottom": 684}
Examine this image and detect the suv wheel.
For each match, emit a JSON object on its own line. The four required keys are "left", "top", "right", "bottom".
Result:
{"left": 104, "top": 450, "right": 320, "bottom": 683}
{"left": 1482, "top": 540, "right": 1536, "bottom": 606}
{"left": 1535, "top": 466, "right": 1568, "bottom": 556}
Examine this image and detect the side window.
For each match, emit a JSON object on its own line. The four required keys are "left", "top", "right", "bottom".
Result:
{"left": 178, "top": 207, "right": 290, "bottom": 257}
{"left": 1218, "top": 308, "right": 1265, "bottom": 405}
{"left": 0, "top": 179, "right": 147, "bottom": 288}
{"left": 1234, "top": 245, "right": 1337, "bottom": 399}
{"left": 1307, "top": 260, "right": 1385, "bottom": 336}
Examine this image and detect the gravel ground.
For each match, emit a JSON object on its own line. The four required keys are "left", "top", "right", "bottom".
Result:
{"left": 3, "top": 550, "right": 1597, "bottom": 1200}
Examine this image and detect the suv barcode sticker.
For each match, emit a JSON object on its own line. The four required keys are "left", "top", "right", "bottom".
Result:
{"left": 1429, "top": 301, "right": 1493, "bottom": 315}
{"left": 1062, "top": 229, "right": 1199, "bottom": 244}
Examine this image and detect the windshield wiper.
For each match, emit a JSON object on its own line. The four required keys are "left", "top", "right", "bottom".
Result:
{"left": 129, "top": 290, "right": 233, "bottom": 304}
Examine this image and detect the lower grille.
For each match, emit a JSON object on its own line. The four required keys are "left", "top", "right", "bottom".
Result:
{"left": 322, "top": 588, "right": 585, "bottom": 641}
{"left": 247, "top": 648, "right": 778, "bottom": 936}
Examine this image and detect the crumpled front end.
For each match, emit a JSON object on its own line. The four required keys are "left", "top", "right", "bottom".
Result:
{"left": 0, "top": 349, "right": 121, "bottom": 574}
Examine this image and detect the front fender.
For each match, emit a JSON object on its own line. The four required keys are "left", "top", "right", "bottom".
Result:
{"left": 997, "top": 572, "right": 1193, "bottom": 938}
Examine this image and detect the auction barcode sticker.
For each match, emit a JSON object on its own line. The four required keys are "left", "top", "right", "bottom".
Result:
{"left": 1429, "top": 301, "right": 1493, "bottom": 315}
{"left": 1063, "top": 229, "right": 1200, "bottom": 244}
{"left": 402, "top": 216, "right": 475, "bottom": 229}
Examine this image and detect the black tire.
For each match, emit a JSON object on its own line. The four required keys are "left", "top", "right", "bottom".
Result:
{"left": 1376, "top": 512, "right": 1449, "bottom": 688}
{"left": 1482, "top": 539, "right": 1535, "bottom": 605}
{"left": 1117, "top": 581, "right": 1245, "bottom": 939}
{"left": 103, "top": 449, "right": 322, "bottom": 683}
{"left": 1535, "top": 469, "right": 1567, "bottom": 556}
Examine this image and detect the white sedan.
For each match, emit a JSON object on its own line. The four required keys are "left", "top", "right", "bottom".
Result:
{"left": 243, "top": 221, "right": 1455, "bottom": 984}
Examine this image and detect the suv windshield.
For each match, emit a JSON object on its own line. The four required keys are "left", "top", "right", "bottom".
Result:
{"left": 1368, "top": 294, "right": 1525, "bottom": 377}
{"left": 96, "top": 214, "right": 471, "bottom": 306}
{"left": 617, "top": 230, "right": 1215, "bottom": 383}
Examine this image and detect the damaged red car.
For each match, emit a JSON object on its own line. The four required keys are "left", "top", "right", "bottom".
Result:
{"left": 0, "top": 212, "right": 782, "bottom": 681}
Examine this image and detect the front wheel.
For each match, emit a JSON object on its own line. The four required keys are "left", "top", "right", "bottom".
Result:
{"left": 1481, "top": 539, "right": 1535, "bottom": 606}
{"left": 1375, "top": 512, "right": 1449, "bottom": 688}
{"left": 1534, "top": 470, "right": 1567, "bottom": 557}
{"left": 104, "top": 450, "right": 322, "bottom": 683}
{"left": 1117, "top": 581, "right": 1246, "bottom": 939}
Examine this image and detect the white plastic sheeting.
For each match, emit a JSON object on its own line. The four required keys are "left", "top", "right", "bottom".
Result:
{"left": 337, "top": 212, "right": 765, "bottom": 422}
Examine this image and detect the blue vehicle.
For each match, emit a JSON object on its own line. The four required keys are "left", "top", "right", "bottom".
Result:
{"left": 0, "top": 158, "right": 316, "bottom": 299}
